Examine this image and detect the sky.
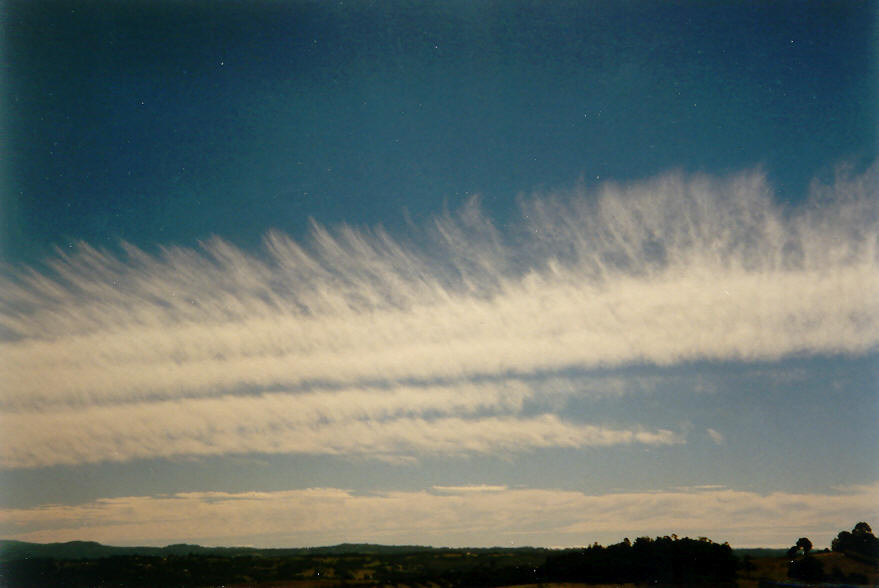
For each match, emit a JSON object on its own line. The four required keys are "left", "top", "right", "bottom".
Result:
{"left": 0, "top": 0, "right": 877, "bottom": 549}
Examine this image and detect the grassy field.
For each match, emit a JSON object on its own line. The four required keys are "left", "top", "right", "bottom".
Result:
{"left": 737, "top": 551, "right": 877, "bottom": 587}
{"left": 220, "top": 551, "right": 878, "bottom": 588}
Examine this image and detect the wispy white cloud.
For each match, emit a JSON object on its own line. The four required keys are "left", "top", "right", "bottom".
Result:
{"left": 2, "top": 483, "right": 876, "bottom": 548}
{"left": 0, "top": 388, "right": 682, "bottom": 468}
{"left": 3, "top": 260, "right": 877, "bottom": 408}
{"left": 706, "top": 428, "right": 725, "bottom": 445}
{"left": 0, "top": 164, "right": 876, "bottom": 467}
{"left": 432, "top": 485, "right": 509, "bottom": 493}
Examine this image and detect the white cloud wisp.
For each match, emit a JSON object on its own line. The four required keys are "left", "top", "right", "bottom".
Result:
{"left": 0, "top": 383, "right": 682, "bottom": 468}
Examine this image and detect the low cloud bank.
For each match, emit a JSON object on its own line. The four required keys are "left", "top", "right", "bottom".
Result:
{"left": 2, "top": 483, "right": 876, "bottom": 549}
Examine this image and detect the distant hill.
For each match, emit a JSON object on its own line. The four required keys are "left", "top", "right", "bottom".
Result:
{"left": 0, "top": 539, "right": 540, "bottom": 562}
{"left": 732, "top": 547, "right": 790, "bottom": 558}
{"left": 1, "top": 539, "right": 801, "bottom": 563}
{"left": 0, "top": 540, "right": 162, "bottom": 561}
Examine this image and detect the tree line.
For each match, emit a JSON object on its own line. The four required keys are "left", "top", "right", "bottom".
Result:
{"left": 538, "top": 534, "right": 737, "bottom": 585}
{"left": 785, "top": 521, "right": 878, "bottom": 584}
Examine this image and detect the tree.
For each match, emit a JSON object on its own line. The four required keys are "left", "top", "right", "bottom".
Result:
{"left": 787, "top": 537, "right": 812, "bottom": 559}
{"left": 795, "top": 537, "right": 812, "bottom": 556}
{"left": 831, "top": 530, "right": 852, "bottom": 553}
{"left": 832, "top": 522, "right": 878, "bottom": 559}
{"left": 539, "top": 535, "right": 736, "bottom": 584}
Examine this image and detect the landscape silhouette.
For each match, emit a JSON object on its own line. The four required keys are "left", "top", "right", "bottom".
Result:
{"left": 1, "top": 522, "right": 877, "bottom": 587}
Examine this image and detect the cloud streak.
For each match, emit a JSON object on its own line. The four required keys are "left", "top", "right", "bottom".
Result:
{"left": 706, "top": 428, "right": 724, "bottom": 445}
{"left": 2, "top": 483, "right": 876, "bottom": 548}
{"left": 1, "top": 164, "right": 876, "bottom": 467}
{"left": 0, "top": 385, "right": 682, "bottom": 468}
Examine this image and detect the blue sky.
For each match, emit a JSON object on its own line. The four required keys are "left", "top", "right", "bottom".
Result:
{"left": 0, "top": 1, "right": 877, "bottom": 548}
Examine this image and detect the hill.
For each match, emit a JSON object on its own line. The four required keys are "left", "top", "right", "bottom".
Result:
{"left": 0, "top": 538, "right": 544, "bottom": 561}
{"left": 732, "top": 547, "right": 789, "bottom": 558}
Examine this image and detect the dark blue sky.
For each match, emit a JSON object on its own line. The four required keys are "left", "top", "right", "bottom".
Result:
{"left": 3, "top": 0, "right": 875, "bottom": 264}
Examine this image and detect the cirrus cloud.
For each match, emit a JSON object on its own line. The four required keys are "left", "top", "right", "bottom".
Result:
{"left": 0, "top": 164, "right": 876, "bottom": 468}
{"left": 0, "top": 386, "right": 683, "bottom": 468}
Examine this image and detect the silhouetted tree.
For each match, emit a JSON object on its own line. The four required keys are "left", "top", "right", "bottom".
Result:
{"left": 833, "top": 530, "right": 852, "bottom": 552}
{"left": 832, "top": 522, "right": 879, "bottom": 560}
{"left": 795, "top": 537, "right": 812, "bottom": 556}
{"left": 539, "top": 535, "right": 736, "bottom": 585}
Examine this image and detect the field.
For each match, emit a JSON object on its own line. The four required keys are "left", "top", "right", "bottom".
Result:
{"left": 736, "top": 550, "right": 878, "bottom": 587}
